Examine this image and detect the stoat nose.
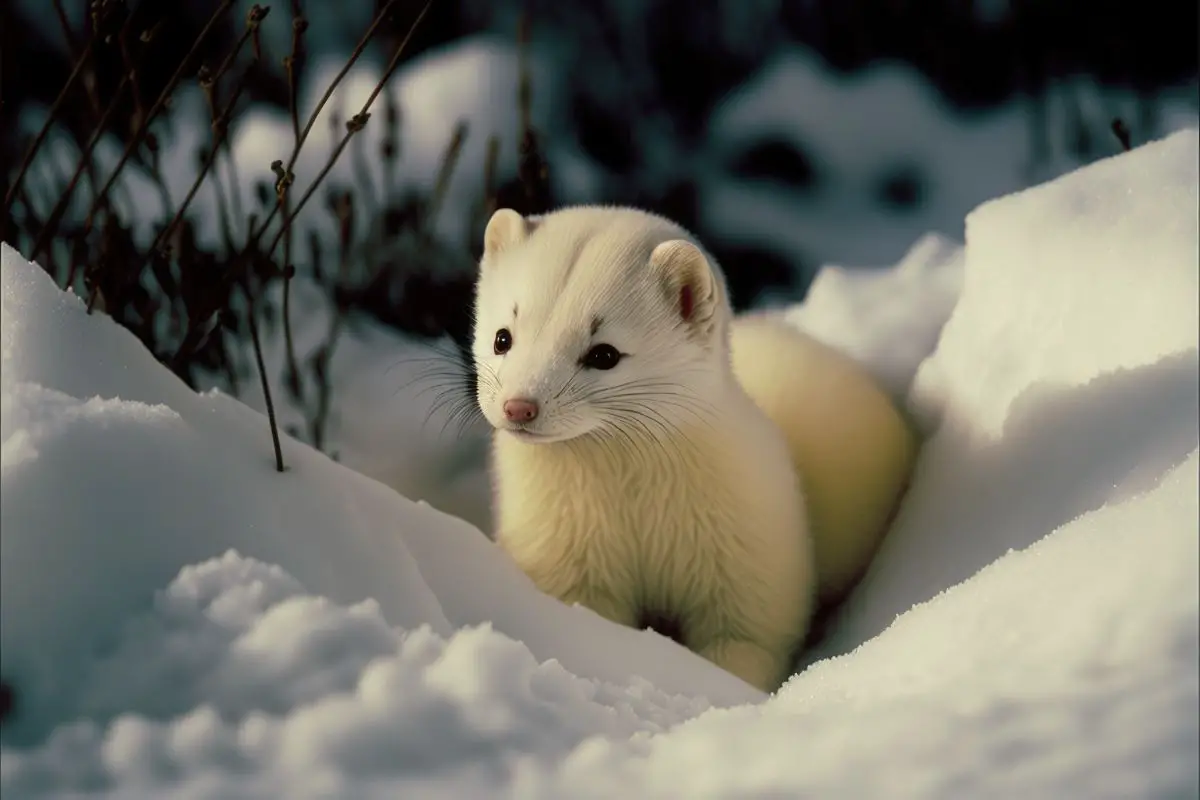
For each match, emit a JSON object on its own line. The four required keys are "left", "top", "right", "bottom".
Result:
{"left": 502, "top": 397, "right": 540, "bottom": 422}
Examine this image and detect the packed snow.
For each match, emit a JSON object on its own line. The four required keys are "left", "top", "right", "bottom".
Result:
{"left": 2, "top": 123, "right": 1198, "bottom": 799}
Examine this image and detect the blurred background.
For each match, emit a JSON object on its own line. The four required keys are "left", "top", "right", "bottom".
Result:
{"left": 6, "top": 0, "right": 1198, "bottom": 298}
{"left": 1, "top": 0, "right": 1197, "bottom": 518}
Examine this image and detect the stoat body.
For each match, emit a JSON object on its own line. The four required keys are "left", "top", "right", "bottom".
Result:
{"left": 471, "top": 205, "right": 912, "bottom": 691}
{"left": 729, "top": 314, "right": 918, "bottom": 604}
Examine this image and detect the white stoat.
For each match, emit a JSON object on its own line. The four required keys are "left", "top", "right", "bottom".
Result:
{"left": 729, "top": 314, "right": 917, "bottom": 605}
{"left": 471, "top": 205, "right": 913, "bottom": 691}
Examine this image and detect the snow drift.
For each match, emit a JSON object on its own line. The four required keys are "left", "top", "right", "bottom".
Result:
{"left": 1, "top": 129, "right": 1197, "bottom": 798}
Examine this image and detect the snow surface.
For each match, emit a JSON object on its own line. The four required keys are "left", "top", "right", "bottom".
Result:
{"left": 2, "top": 130, "right": 1198, "bottom": 797}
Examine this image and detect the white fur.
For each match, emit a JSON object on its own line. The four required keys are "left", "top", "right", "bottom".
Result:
{"left": 730, "top": 314, "right": 918, "bottom": 604}
{"left": 473, "top": 205, "right": 816, "bottom": 691}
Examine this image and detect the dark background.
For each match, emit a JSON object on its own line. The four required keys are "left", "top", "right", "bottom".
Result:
{"left": 4, "top": 0, "right": 1197, "bottom": 297}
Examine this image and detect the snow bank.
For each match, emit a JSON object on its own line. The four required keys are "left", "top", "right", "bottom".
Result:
{"left": 821, "top": 127, "right": 1199, "bottom": 655}
{"left": 2, "top": 129, "right": 1198, "bottom": 798}
{"left": 529, "top": 448, "right": 1199, "bottom": 799}
{"left": 0, "top": 244, "right": 762, "bottom": 742}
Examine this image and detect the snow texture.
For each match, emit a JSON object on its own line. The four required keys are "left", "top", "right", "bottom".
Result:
{"left": 2, "top": 130, "right": 1198, "bottom": 798}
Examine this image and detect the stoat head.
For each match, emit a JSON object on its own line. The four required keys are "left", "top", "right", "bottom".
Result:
{"left": 472, "top": 205, "right": 734, "bottom": 445}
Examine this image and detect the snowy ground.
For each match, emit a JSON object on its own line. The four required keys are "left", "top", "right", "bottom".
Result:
{"left": 3, "top": 114, "right": 1197, "bottom": 797}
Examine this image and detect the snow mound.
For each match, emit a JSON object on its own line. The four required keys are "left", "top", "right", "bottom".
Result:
{"left": 786, "top": 231, "right": 966, "bottom": 401}
{"left": 531, "top": 448, "right": 1199, "bottom": 799}
{"left": 2, "top": 129, "right": 1198, "bottom": 798}
{"left": 1, "top": 551, "right": 710, "bottom": 798}
{"left": 821, "top": 126, "right": 1199, "bottom": 655}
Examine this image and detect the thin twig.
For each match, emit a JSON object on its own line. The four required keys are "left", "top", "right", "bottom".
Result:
{"left": 144, "top": 6, "right": 265, "bottom": 267}
{"left": 264, "top": 0, "right": 433, "bottom": 260}
{"left": 1111, "top": 117, "right": 1133, "bottom": 151}
{"left": 482, "top": 133, "right": 500, "bottom": 217}
{"left": 515, "top": 7, "right": 550, "bottom": 211}
{"left": 76, "top": 1, "right": 238, "bottom": 239}
{"left": 250, "top": 0, "right": 422, "bottom": 250}
{"left": 29, "top": 42, "right": 139, "bottom": 262}
{"left": 51, "top": 0, "right": 110, "bottom": 216}
{"left": 427, "top": 121, "right": 468, "bottom": 228}
{"left": 274, "top": 162, "right": 303, "bottom": 401}
{"left": 118, "top": 23, "right": 175, "bottom": 225}
{"left": 136, "top": 64, "right": 254, "bottom": 285}
{"left": 285, "top": 1, "right": 307, "bottom": 141}
{"left": 280, "top": 2, "right": 308, "bottom": 400}
{"left": 283, "top": 0, "right": 404, "bottom": 177}
{"left": 244, "top": 280, "right": 287, "bottom": 472}
{"left": 52, "top": 0, "right": 104, "bottom": 118}
{"left": 1, "top": 37, "right": 94, "bottom": 233}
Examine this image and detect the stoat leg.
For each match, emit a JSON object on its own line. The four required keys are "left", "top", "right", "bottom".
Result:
{"left": 696, "top": 637, "right": 792, "bottom": 693}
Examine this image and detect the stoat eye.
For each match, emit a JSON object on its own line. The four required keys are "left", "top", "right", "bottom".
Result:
{"left": 494, "top": 328, "right": 513, "bottom": 355}
{"left": 581, "top": 343, "right": 622, "bottom": 370}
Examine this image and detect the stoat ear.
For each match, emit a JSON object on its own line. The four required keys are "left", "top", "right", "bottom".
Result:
{"left": 482, "top": 208, "right": 529, "bottom": 263}
{"left": 649, "top": 239, "right": 720, "bottom": 340}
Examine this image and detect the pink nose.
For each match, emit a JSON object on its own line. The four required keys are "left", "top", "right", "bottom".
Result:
{"left": 503, "top": 398, "right": 540, "bottom": 422}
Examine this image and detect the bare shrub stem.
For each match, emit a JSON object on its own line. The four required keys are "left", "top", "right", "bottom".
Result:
{"left": 1, "top": 39, "right": 94, "bottom": 228}
{"left": 29, "top": 2, "right": 235, "bottom": 262}
{"left": 280, "top": 4, "right": 309, "bottom": 402}
{"left": 244, "top": 280, "right": 287, "bottom": 472}
{"left": 264, "top": 0, "right": 433, "bottom": 260}
{"left": 1111, "top": 117, "right": 1133, "bottom": 151}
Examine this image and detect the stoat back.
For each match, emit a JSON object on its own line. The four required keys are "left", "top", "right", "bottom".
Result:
{"left": 729, "top": 313, "right": 918, "bottom": 604}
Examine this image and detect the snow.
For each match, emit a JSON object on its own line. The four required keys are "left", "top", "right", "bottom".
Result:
{"left": 2, "top": 125, "right": 1198, "bottom": 798}
{"left": 784, "top": 231, "right": 966, "bottom": 401}
{"left": 210, "top": 275, "right": 497, "bottom": 532}
{"left": 812, "top": 126, "right": 1200, "bottom": 660}
{"left": 698, "top": 48, "right": 1200, "bottom": 278}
